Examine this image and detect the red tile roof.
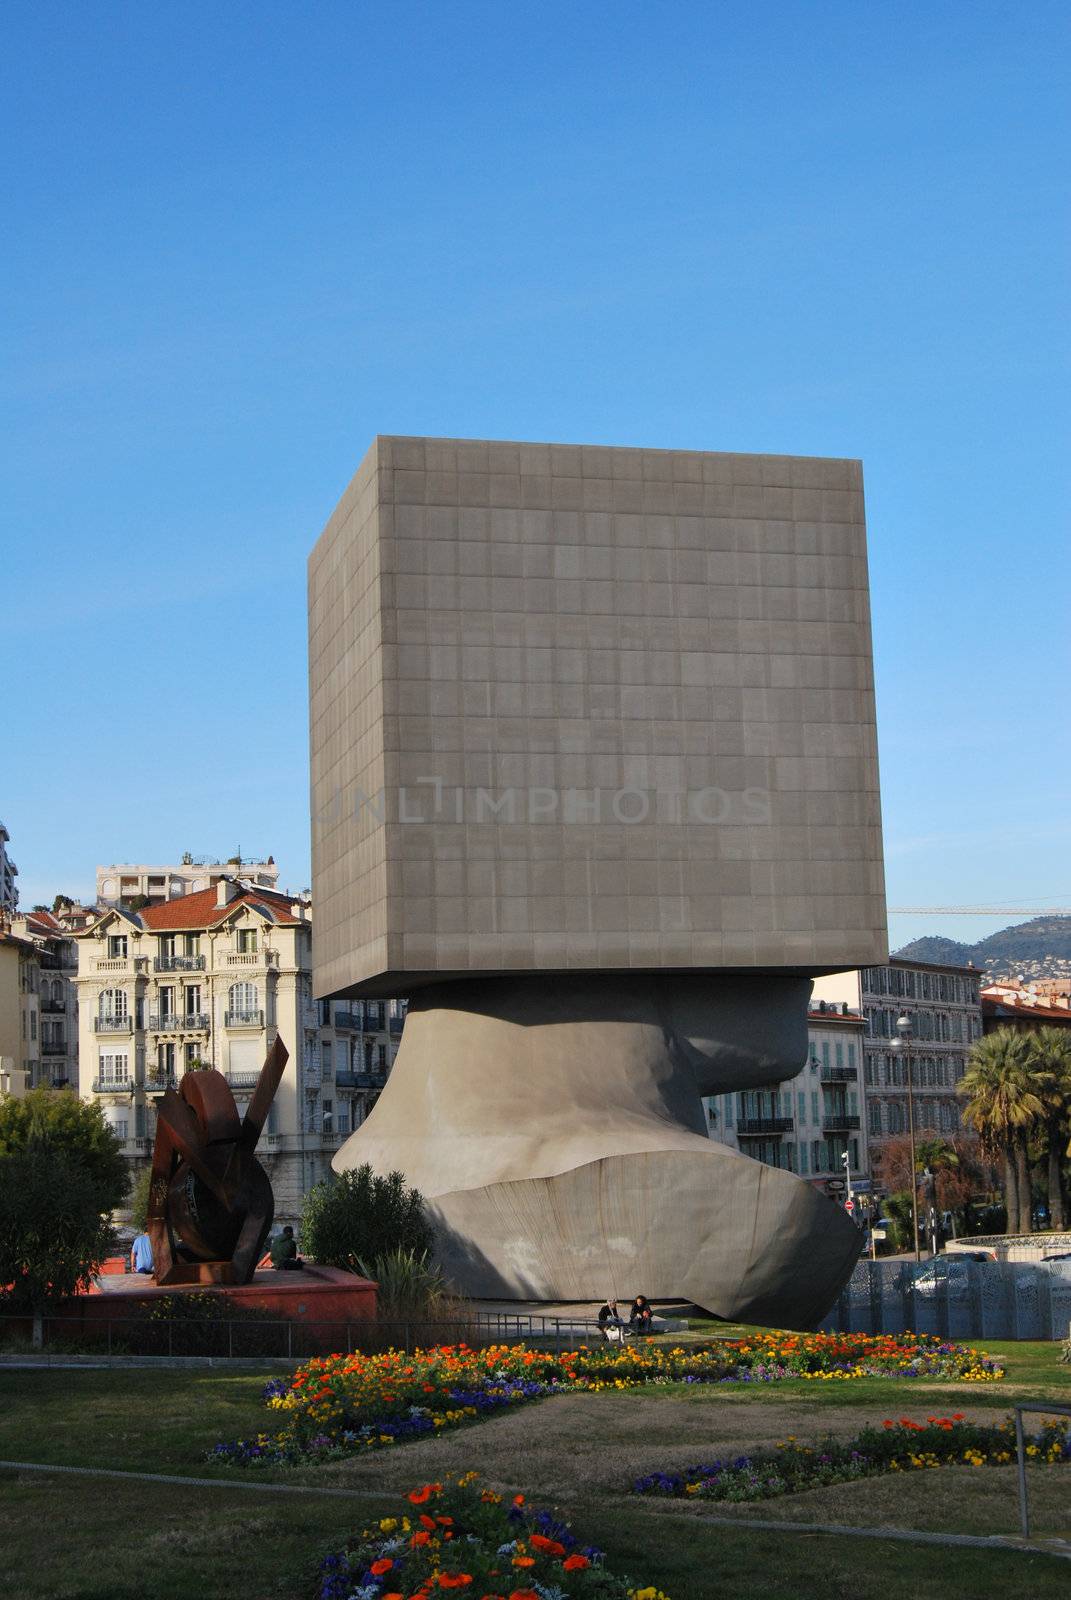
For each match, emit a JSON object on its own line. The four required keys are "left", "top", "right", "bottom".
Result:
{"left": 136, "top": 885, "right": 304, "bottom": 931}
{"left": 982, "top": 994, "right": 1071, "bottom": 1023}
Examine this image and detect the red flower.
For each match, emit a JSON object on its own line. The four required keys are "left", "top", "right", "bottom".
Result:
{"left": 438, "top": 1576, "right": 472, "bottom": 1589}
{"left": 408, "top": 1486, "right": 433, "bottom": 1504}
{"left": 371, "top": 1558, "right": 394, "bottom": 1576}
{"left": 420, "top": 1514, "right": 438, "bottom": 1530}
{"left": 529, "top": 1535, "right": 565, "bottom": 1556}
{"left": 512, "top": 1495, "right": 525, "bottom": 1507}
{"left": 562, "top": 1554, "right": 590, "bottom": 1571}
{"left": 410, "top": 1531, "right": 431, "bottom": 1547}
{"left": 511, "top": 1556, "right": 535, "bottom": 1568}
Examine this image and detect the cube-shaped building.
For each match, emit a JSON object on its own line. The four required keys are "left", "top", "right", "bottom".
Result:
{"left": 309, "top": 437, "right": 887, "bottom": 999}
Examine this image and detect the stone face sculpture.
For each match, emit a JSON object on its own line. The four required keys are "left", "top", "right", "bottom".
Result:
{"left": 334, "top": 974, "right": 861, "bottom": 1326}
{"left": 146, "top": 1039, "right": 288, "bottom": 1285}
{"left": 309, "top": 437, "right": 886, "bottom": 1325}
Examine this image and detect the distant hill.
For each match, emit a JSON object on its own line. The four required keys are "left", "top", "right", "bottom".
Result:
{"left": 893, "top": 915, "right": 1071, "bottom": 981}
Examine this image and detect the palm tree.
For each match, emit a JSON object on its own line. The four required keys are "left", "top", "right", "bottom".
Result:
{"left": 958, "top": 1030, "right": 1045, "bottom": 1235}
{"left": 1026, "top": 1026, "right": 1071, "bottom": 1232}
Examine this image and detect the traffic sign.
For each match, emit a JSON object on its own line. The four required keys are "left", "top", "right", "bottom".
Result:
{"left": 844, "top": 1198, "right": 855, "bottom": 1214}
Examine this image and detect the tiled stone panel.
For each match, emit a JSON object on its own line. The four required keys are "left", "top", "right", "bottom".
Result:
{"left": 309, "top": 438, "right": 887, "bottom": 997}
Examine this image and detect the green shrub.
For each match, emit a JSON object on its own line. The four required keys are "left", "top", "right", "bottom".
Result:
{"left": 300, "top": 1164, "right": 432, "bottom": 1272}
{"left": 358, "top": 1246, "right": 457, "bottom": 1319}
{"left": 0, "top": 1147, "right": 113, "bottom": 1344}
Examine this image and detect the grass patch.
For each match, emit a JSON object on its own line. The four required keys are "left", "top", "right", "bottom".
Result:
{"left": 0, "top": 1335, "right": 1068, "bottom": 1598}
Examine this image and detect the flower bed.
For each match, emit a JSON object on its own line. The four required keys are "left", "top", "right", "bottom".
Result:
{"left": 633, "top": 1414, "right": 1071, "bottom": 1502}
{"left": 209, "top": 1333, "right": 1004, "bottom": 1467}
{"left": 318, "top": 1471, "right": 669, "bottom": 1600}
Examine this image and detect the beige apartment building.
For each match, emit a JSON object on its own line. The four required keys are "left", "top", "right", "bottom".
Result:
{"left": 74, "top": 879, "right": 403, "bottom": 1222}
{"left": 96, "top": 854, "right": 280, "bottom": 908}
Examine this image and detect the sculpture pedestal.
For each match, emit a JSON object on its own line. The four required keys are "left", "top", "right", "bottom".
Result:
{"left": 333, "top": 974, "right": 861, "bottom": 1328}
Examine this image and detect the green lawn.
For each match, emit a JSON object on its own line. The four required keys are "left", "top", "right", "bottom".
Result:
{"left": 0, "top": 1336, "right": 1068, "bottom": 1599}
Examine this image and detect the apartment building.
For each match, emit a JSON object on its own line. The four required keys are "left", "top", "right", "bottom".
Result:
{"left": 12, "top": 909, "right": 80, "bottom": 1090}
{"left": 0, "top": 822, "right": 18, "bottom": 914}
{"left": 706, "top": 1004, "right": 869, "bottom": 1187}
{"left": 0, "top": 929, "right": 36, "bottom": 1097}
{"left": 981, "top": 980, "right": 1071, "bottom": 1034}
{"left": 96, "top": 854, "right": 280, "bottom": 908}
{"left": 74, "top": 878, "right": 403, "bottom": 1223}
{"left": 812, "top": 958, "right": 983, "bottom": 1145}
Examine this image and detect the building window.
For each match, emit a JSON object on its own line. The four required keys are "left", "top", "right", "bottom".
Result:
{"left": 159, "top": 935, "right": 176, "bottom": 959}
{"left": 99, "top": 989, "right": 128, "bottom": 1021}
{"left": 322, "top": 1041, "right": 332, "bottom": 1076}
{"left": 184, "top": 985, "right": 201, "bottom": 1017}
{"left": 185, "top": 1043, "right": 199, "bottom": 1068}
{"left": 183, "top": 934, "right": 200, "bottom": 957}
{"left": 99, "top": 1051, "right": 130, "bottom": 1083}
{"left": 108, "top": 935, "right": 128, "bottom": 958}
{"left": 228, "top": 982, "right": 258, "bottom": 1018}
{"left": 237, "top": 928, "right": 258, "bottom": 953}
{"left": 323, "top": 1099, "right": 333, "bottom": 1135}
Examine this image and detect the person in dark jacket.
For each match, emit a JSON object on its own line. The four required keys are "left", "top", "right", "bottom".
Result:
{"left": 270, "top": 1224, "right": 303, "bottom": 1270}
{"left": 629, "top": 1294, "right": 653, "bottom": 1333}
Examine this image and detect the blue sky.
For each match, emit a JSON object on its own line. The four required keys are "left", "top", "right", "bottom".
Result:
{"left": 4, "top": 1, "right": 1068, "bottom": 949}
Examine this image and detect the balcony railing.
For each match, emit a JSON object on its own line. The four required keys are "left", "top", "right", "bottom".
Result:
{"left": 820, "top": 1065, "right": 858, "bottom": 1084}
{"left": 41, "top": 1040, "right": 67, "bottom": 1056}
{"left": 148, "top": 1013, "right": 209, "bottom": 1032}
{"left": 40, "top": 998, "right": 67, "bottom": 1014}
{"left": 333, "top": 1011, "right": 361, "bottom": 1032}
{"left": 95, "top": 958, "right": 129, "bottom": 972}
{"left": 154, "top": 954, "right": 206, "bottom": 971}
{"left": 225, "top": 1009, "right": 264, "bottom": 1028}
{"left": 92, "top": 1077, "right": 134, "bottom": 1094}
{"left": 94, "top": 1015, "right": 133, "bottom": 1034}
{"left": 226, "top": 952, "right": 260, "bottom": 965}
{"left": 335, "top": 1070, "right": 389, "bottom": 1091}
{"left": 145, "top": 1073, "right": 178, "bottom": 1093}
{"left": 388, "top": 1015, "right": 404, "bottom": 1034}
{"left": 822, "top": 1114, "right": 861, "bottom": 1132}
{"left": 226, "top": 1071, "right": 262, "bottom": 1089}
{"left": 737, "top": 1116, "right": 794, "bottom": 1137}
{"left": 123, "top": 1137, "right": 153, "bottom": 1154}
{"left": 38, "top": 953, "right": 63, "bottom": 971}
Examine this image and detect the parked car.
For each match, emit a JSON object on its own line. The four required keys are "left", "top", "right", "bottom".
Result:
{"left": 899, "top": 1252, "right": 995, "bottom": 1300}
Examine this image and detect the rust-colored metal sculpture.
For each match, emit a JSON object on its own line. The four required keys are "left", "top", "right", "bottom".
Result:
{"left": 146, "top": 1038, "right": 289, "bottom": 1285}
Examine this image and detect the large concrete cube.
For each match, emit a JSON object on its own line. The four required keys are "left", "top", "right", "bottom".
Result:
{"left": 309, "top": 436, "right": 886, "bottom": 997}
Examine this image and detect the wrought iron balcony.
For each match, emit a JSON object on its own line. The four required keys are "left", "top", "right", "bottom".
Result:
{"left": 333, "top": 1011, "right": 361, "bottom": 1032}
{"left": 822, "top": 1113, "right": 861, "bottom": 1132}
{"left": 820, "top": 1065, "right": 858, "bottom": 1084}
{"left": 149, "top": 1013, "right": 209, "bottom": 1032}
{"left": 154, "top": 954, "right": 206, "bottom": 971}
{"left": 335, "top": 1070, "right": 389, "bottom": 1091}
{"left": 94, "top": 1015, "right": 132, "bottom": 1033}
{"left": 41, "top": 1040, "right": 67, "bottom": 1055}
{"left": 92, "top": 1077, "right": 134, "bottom": 1094}
{"left": 737, "top": 1116, "right": 794, "bottom": 1137}
{"left": 145, "top": 1073, "right": 178, "bottom": 1093}
{"left": 225, "top": 1009, "right": 264, "bottom": 1028}
{"left": 40, "top": 998, "right": 67, "bottom": 1014}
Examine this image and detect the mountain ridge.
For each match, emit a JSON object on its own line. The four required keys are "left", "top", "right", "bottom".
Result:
{"left": 892, "top": 915, "right": 1071, "bottom": 981}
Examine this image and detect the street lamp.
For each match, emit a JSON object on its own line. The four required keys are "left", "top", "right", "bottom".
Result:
{"left": 890, "top": 1012, "right": 921, "bottom": 1262}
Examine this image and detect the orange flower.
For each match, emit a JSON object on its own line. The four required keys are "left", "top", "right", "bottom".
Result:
{"left": 436, "top": 1516, "right": 454, "bottom": 1526}
{"left": 512, "top": 1494, "right": 525, "bottom": 1507}
{"left": 511, "top": 1556, "right": 535, "bottom": 1568}
{"left": 410, "top": 1531, "right": 431, "bottom": 1547}
{"left": 420, "top": 1514, "right": 438, "bottom": 1530}
{"left": 529, "top": 1535, "right": 565, "bottom": 1556}
{"left": 508, "top": 1591, "right": 540, "bottom": 1600}
{"left": 562, "top": 1554, "right": 590, "bottom": 1571}
{"left": 438, "top": 1576, "right": 472, "bottom": 1589}
{"left": 408, "top": 1486, "right": 433, "bottom": 1504}
{"left": 371, "top": 1558, "right": 394, "bottom": 1576}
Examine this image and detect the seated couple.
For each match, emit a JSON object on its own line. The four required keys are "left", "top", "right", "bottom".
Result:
{"left": 596, "top": 1295, "right": 653, "bottom": 1339}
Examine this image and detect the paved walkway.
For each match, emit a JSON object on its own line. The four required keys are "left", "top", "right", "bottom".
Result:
{"left": 1, "top": 1459, "right": 1068, "bottom": 1559}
